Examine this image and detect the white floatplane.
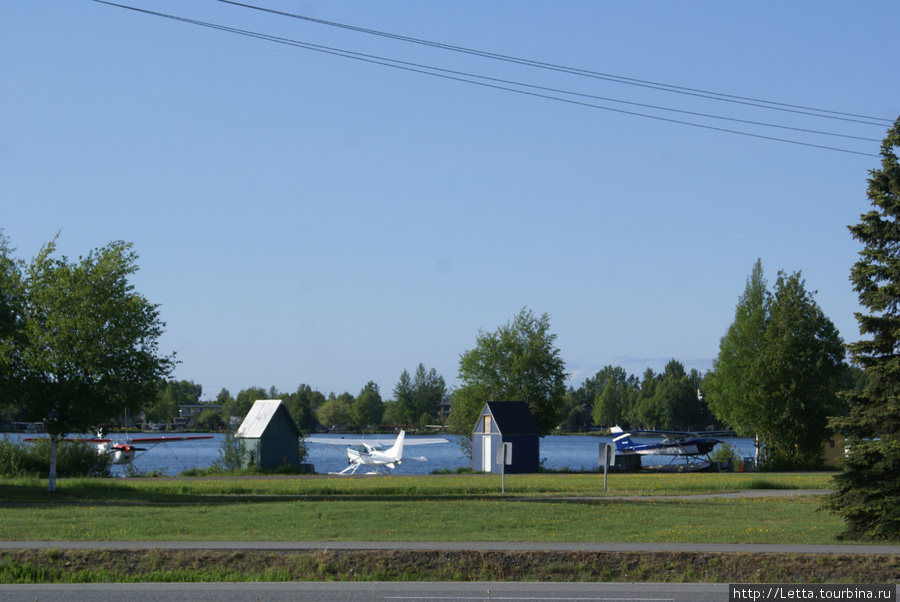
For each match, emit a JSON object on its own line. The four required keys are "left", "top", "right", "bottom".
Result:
{"left": 305, "top": 430, "right": 448, "bottom": 475}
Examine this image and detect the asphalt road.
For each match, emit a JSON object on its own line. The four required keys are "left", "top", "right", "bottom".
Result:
{"left": 0, "top": 581, "right": 743, "bottom": 602}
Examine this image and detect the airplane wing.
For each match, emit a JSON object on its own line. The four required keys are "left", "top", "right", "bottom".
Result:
{"left": 23, "top": 437, "right": 111, "bottom": 444}
{"left": 24, "top": 435, "right": 214, "bottom": 444}
{"left": 618, "top": 429, "right": 696, "bottom": 437}
{"left": 304, "top": 435, "right": 449, "bottom": 446}
{"left": 129, "top": 435, "right": 214, "bottom": 443}
{"left": 399, "top": 437, "right": 448, "bottom": 445}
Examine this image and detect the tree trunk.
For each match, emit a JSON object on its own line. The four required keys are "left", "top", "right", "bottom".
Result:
{"left": 48, "top": 433, "right": 58, "bottom": 493}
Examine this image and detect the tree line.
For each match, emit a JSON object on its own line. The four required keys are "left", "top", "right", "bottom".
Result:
{"left": 134, "top": 363, "right": 449, "bottom": 434}
{"left": 0, "top": 116, "right": 897, "bottom": 538}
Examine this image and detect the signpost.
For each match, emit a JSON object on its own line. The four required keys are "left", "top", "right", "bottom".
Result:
{"left": 599, "top": 442, "right": 616, "bottom": 492}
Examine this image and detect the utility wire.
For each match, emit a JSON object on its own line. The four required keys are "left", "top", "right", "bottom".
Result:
{"left": 215, "top": 0, "right": 893, "bottom": 128}
{"left": 91, "top": 0, "right": 882, "bottom": 156}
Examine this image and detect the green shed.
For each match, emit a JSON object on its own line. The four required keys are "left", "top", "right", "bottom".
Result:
{"left": 235, "top": 399, "right": 302, "bottom": 470}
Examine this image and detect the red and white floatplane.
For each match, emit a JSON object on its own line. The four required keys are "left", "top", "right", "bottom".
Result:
{"left": 25, "top": 433, "right": 213, "bottom": 465}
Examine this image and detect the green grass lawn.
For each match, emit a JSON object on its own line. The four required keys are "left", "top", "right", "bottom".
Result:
{"left": 4, "top": 472, "right": 896, "bottom": 586}
{"left": 0, "top": 496, "right": 842, "bottom": 544}
{"left": 0, "top": 470, "right": 834, "bottom": 499}
{"left": 0, "top": 472, "right": 853, "bottom": 545}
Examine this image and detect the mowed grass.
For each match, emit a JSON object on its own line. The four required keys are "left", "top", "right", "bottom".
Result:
{"left": 0, "top": 496, "right": 841, "bottom": 544}
{"left": 0, "top": 470, "right": 832, "bottom": 499}
{"left": 0, "top": 472, "right": 852, "bottom": 545}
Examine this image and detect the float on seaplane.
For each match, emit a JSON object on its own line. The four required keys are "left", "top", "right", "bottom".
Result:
{"left": 610, "top": 425, "right": 726, "bottom": 471}
{"left": 25, "top": 433, "right": 214, "bottom": 466}
{"left": 305, "top": 429, "right": 448, "bottom": 475}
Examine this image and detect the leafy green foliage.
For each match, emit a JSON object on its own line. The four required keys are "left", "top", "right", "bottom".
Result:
{"left": 0, "top": 235, "right": 175, "bottom": 490}
{"left": 211, "top": 430, "right": 246, "bottom": 472}
{"left": 316, "top": 393, "right": 353, "bottom": 429}
{"left": 0, "top": 437, "right": 111, "bottom": 478}
{"left": 145, "top": 380, "right": 202, "bottom": 424}
{"left": 350, "top": 381, "right": 383, "bottom": 429}
{"left": 825, "top": 117, "right": 900, "bottom": 540}
{"left": 450, "top": 308, "right": 567, "bottom": 436}
{"left": 705, "top": 259, "right": 769, "bottom": 434}
{"left": 706, "top": 261, "right": 844, "bottom": 469}
{"left": 589, "top": 366, "right": 635, "bottom": 428}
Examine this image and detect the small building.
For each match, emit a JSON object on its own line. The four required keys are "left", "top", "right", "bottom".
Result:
{"left": 822, "top": 432, "right": 847, "bottom": 468}
{"left": 235, "top": 400, "right": 302, "bottom": 470}
{"left": 472, "top": 401, "right": 540, "bottom": 474}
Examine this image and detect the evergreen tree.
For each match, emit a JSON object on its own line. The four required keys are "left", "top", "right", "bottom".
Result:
{"left": 825, "top": 118, "right": 900, "bottom": 540}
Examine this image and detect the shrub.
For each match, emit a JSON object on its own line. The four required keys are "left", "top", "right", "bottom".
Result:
{"left": 0, "top": 436, "right": 111, "bottom": 478}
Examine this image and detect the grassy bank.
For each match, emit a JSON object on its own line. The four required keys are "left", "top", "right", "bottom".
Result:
{"left": 0, "top": 496, "right": 840, "bottom": 544}
{"left": 0, "top": 471, "right": 832, "bottom": 500}
{"left": 0, "top": 472, "right": 840, "bottom": 543}
{"left": 2, "top": 549, "right": 898, "bottom": 584}
{"left": 2, "top": 471, "right": 892, "bottom": 585}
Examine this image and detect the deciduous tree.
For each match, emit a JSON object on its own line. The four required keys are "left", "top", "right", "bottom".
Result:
{"left": 589, "top": 365, "right": 635, "bottom": 428}
{"left": 0, "top": 235, "right": 175, "bottom": 491}
{"left": 449, "top": 308, "right": 567, "bottom": 436}
{"left": 146, "top": 379, "right": 202, "bottom": 424}
{"left": 705, "top": 262, "right": 844, "bottom": 469}
{"left": 351, "top": 381, "right": 383, "bottom": 429}
{"left": 705, "top": 259, "right": 768, "bottom": 433}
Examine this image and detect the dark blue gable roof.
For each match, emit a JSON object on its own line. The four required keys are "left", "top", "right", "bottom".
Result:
{"left": 483, "top": 401, "right": 539, "bottom": 435}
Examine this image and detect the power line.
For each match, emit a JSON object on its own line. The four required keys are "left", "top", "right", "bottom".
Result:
{"left": 90, "top": 0, "right": 883, "bottom": 156}
{"left": 215, "top": 0, "right": 894, "bottom": 128}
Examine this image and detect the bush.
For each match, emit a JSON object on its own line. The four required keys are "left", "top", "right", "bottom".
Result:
{"left": 710, "top": 443, "right": 739, "bottom": 464}
{"left": 210, "top": 431, "right": 245, "bottom": 472}
{"left": 0, "top": 436, "right": 112, "bottom": 478}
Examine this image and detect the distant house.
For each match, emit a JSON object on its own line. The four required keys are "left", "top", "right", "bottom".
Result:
{"left": 472, "top": 401, "right": 540, "bottom": 474}
{"left": 235, "top": 400, "right": 302, "bottom": 470}
{"left": 822, "top": 433, "right": 847, "bottom": 469}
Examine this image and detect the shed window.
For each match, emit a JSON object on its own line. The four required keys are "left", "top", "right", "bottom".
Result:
{"left": 483, "top": 415, "right": 492, "bottom": 433}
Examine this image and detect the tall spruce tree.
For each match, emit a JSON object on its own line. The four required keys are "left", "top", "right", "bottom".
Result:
{"left": 825, "top": 118, "right": 900, "bottom": 540}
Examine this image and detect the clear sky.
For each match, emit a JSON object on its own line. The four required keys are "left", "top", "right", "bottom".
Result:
{"left": 3, "top": 1, "right": 898, "bottom": 400}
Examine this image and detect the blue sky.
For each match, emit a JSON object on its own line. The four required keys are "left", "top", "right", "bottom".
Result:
{"left": 3, "top": 1, "right": 898, "bottom": 400}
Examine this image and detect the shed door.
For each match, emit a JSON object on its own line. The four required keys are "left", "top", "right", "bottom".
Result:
{"left": 482, "top": 436, "right": 492, "bottom": 472}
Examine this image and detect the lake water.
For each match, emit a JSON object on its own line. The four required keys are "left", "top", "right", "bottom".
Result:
{"left": 7, "top": 432, "right": 759, "bottom": 476}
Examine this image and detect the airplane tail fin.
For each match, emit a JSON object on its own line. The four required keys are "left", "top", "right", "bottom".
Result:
{"left": 610, "top": 425, "right": 635, "bottom": 451}
{"left": 387, "top": 430, "right": 406, "bottom": 463}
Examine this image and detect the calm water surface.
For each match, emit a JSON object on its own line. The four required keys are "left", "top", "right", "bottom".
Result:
{"left": 7, "top": 432, "right": 758, "bottom": 476}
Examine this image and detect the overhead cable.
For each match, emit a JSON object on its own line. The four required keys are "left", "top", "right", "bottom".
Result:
{"left": 90, "top": 0, "right": 883, "bottom": 156}
{"left": 215, "top": 0, "right": 893, "bottom": 128}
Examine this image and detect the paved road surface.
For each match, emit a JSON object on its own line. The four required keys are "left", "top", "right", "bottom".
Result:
{"left": 0, "top": 581, "right": 742, "bottom": 602}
